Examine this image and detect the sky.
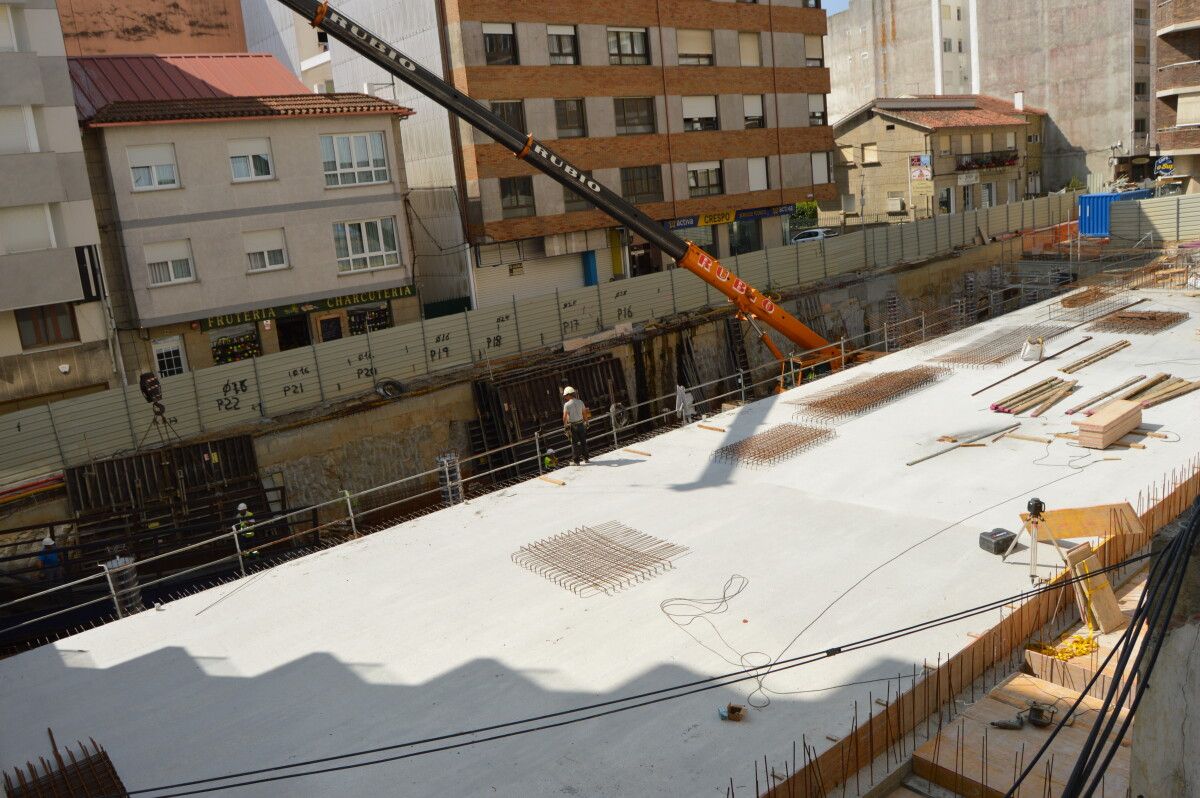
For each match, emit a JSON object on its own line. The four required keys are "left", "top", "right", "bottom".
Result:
{"left": 823, "top": 0, "right": 850, "bottom": 14}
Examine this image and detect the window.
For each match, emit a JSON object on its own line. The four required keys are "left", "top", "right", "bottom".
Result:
{"left": 938, "top": 135, "right": 951, "bottom": 155}
{"left": 333, "top": 217, "right": 400, "bottom": 272}
{"left": 811, "top": 151, "right": 830, "bottom": 184}
{"left": 957, "top": 134, "right": 972, "bottom": 154}
{"left": 941, "top": 4, "right": 951, "bottom": 20}
{"left": 127, "top": 143, "right": 178, "bottom": 191}
{"left": 614, "top": 97, "right": 656, "bottom": 135}
{"left": 1027, "top": 133, "right": 1041, "bottom": 144}
{"left": 956, "top": 6, "right": 962, "bottom": 20}
{"left": 808, "top": 94, "right": 827, "bottom": 126}
{"left": 15, "top": 304, "right": 76, "bottom": 349}
{"left": 0, "top": 106, "right": 35, "bottom": 155}
{"left": 728, "top": 219, "right": 761, "bottom": 256}
{"left": 804, "top": 35, "right": 823, "bottom": 67}
{"left": 981, "top": 182, "right": 995, "bottom": 208}
{"left": 320, "top": 132, "right": 389, "bottom": 187}
{"left": 0, "top": 6, "right": 15, "bottom": 52}
{"left": 144, "top": 239, "right": 195, "bottom": 286}
{"left": 1134, "top": 7, "right": 1149, "bottom": 22}
{"left": 747, "top": 157, "right": 768, "bottom": 192}
{"left": 499, "top": 176, "right": 535, "bottom": 218}
{"left": 957, "top": 40, "right": 963, "bottom": 53}
{"left": 244, "top": 228, "right": 289, "bottom": 272}
{"left": 739, "top": 32, "right": 761, "bottom": 66}
{"left": 1005, "top": 131, "right": 1016, "bottom": 149}
{"left": 1134, "top": 42, "right": 1148, "bottom": 63}
{"left": 839, "top": 144, "right": 856, "bottom": 165}
{"left": 0, "top": 204, "right": 54, "bottom": 254}
{"left": 1134, "top": 117, "right": 1147, "bottom": 134}
{"left": 687, "top": 161, "right": 723, "bottom": 197}
{"left": 153, "top": 336, "right": 188, "bottom": 377}
{"left": 743, "top": 94, "right": 764, "bottom": 128}
{"left": 938, "top": 186, "right": 952, "bottom": 214}
{"left": 976, "top": 132, "right": 992, "bottom": 153}
{"left": 942, "top": 38, "right": 952, "bottom": 53}
{"left": 682, "top": 95, "right": 718, "bottom": 131}
{"left": 961, "top": 184, "right": 973, "bottom": 210}
{"left": 608, "top": 27, "right": 649, "bottom": 65}
{"left": 548, "top": 24, "right": 578, "bottom": 64}
{"left": 483, "top": 22, "right": 518, "bottom": 65}
{"left": 228, "top": 138, "right": 273, "bottom": 182}
{"left": 491, "top": 100, "right": 526, "bottom": 131}
{"left": 620, "top": 165, "right": 663, "bottom": 204}
{"left": 862, "top": 142, "right": 879, "bottom": 164}
{"left": 554, "top": 99, "right": 587, "bottom": 138}
{"left": 563, "top": 184, "right": 592, "bottom": 212}
{"left": 677, "top": 29, "right": 714, "bottom": 65}
{"left": 1134, "top": 81, "right": 1149, "bottom": 99}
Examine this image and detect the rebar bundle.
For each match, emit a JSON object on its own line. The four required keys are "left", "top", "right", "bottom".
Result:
{"left": 790, "top": 366, "right": 950, "bottom": 421}
{"left": 932, "top": 324, "right": 1071, "bottom": 367}
{"left": 512, "top": 521, "right": 688, "bottom": 597}
{"left": 1059, "top": 286, "right": 1113, "bottom": 308}
{"left": 713, "top": 423, "right": 835, "bottom": 467}
{"left": 1087, "top": 310, "right": 1189, "bottom": 335}
{"left": 1059, "top": 340, "right": 1130, "bottom": 374}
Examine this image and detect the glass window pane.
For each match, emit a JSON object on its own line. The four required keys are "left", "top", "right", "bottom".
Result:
{"left": 348, "top": 223, "right": 365, "bottom": 254}
{"left": 252, "top": 154, "right": 271, "bottom": 176}
{"left": 148, "top": 261, "right": 170, "bottom": 284}
{"left": 325, "top": 174, "right": 339, "bottom": 187}
{"left": 267, "top": 248, "right": 285, "bottom": 266}
{"left": 321, "top": 136, "right": 335, "bottom": 171}
{"left": 365, "top": 220, "right": 381, "bottom": 252}
{"left": 336, "top": 136, "right": 352, "bottom": 169}
{"left": 248, "top": 251, "right": 266, "bottom": 270}
{"left": 171, "top": 258, "right": 192, "bottom": 279}
{"left": 381, "top": 217, "right": 397, "bottom": 251}
{"left": 155, "top": 164, "right": 177, "bottom": 185}
{"left": 132, "top": 166, "right": 153, "bottom": 187}
{"left": 368, "top": 254, "right": 384, "bottom": 268}
{"left": 374, "top": 169, "right": 388, "bottom": 181}
{"left": 231, "top": 156, "right": 251, "bottom": 179}
{"left": 353, "top": 135, "right": 370, "bottom": 167}
{"left": 370, "top": 132, "right": 386, "bottom": 167}
{"left": 333, "top": 224, "right": 349, "bottom": 258}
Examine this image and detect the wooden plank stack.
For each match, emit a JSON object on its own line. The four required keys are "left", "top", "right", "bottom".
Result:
{"left": 1085, "top": 372, "right": 1200, "bottom": 412}
{"left": 990, "top": 377, "right": 1077, "bottom": 415}
{"left": 1059, "top": 340, "right": 1130, "bottom": 374}
{"left": 1071, "top": 399, "right": 1142, "bottom": 449}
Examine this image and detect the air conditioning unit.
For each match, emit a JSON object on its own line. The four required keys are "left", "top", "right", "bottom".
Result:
{"left": 887, "top": 197, "right": 906, "bottom": 213}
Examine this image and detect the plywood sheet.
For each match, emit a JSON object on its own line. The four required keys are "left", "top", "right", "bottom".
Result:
{"left": 1019, "top": 502, "right": 1143, "bottom": 543}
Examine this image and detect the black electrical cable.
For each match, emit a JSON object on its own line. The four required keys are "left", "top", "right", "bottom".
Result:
{"left": 126, "top": 553, "right": 1152, "bottom": 798}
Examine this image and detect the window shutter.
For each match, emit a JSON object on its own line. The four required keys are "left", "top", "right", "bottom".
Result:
{"left": 0, "top": 204, "right": 53, "bottom": 254}
{"left": 243, "top": 228, "right": 286, "bottom": 254}
{"left": 805, "top": 35, "right": 823, "bottom": 59}
{"left": 747, "top": 157, "right": 768, "bottom": 192}
{"left": 743, "top": 94, "right": 763, "bottom": 117}
{"left": 808, "top": 94, "right": 826, "bottom": 113}
{"left": 228, "top": 138, "right": 270, "bottom": 158}
{"left": 547, "top": 24, "right": 574, "bottom": 35}
{"left": 677, "top": 29, "right": 713, "bottom": 55}
{"left": 739, "top": 32, "right": 761, "bottom": 66}
{"left": 128, "top": 143, "right": 175, "bottom": 167}
{"left": 682, "top": 96, "right": 717, "bottom": 118}
{"left": 689, "top": 160, "right": 720, "bottom": 172}
{"left": 144, "top": 239, "right": 192, "bottom": 264}
{"left": 482, "top": 22, "right": 513, "bottom": 35}
{"left": 0, "top": 106, "right": 30, "bottom": 155}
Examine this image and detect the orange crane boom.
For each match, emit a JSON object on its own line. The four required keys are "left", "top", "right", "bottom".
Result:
{"left": 283, "top": 0, "right": 843, "bottom": 371}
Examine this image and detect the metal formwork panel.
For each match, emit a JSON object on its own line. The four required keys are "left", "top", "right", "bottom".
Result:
{"left": 51, "top": 389, "right": 136, "bottom": 467}
{"left": 0, "top": 406, "right": 62, "bottom": 483}
{"left": 195, "top": 359, "right": 261, "bottom": 429}
{"left": 514, "top": 295, "right": 563, "bottom": 351}
{"left": 464, "top": 304, "right": 522, "bottom": 361}
{"left": 255, "top": 348, "right": 322, "bottom": 416}
{"left": 421, "top": 314, "right": 472, "bottom": 372}
{"left": 365, "top": 321, "right": 427, "bottom": 379}
{"left": 557, "top": 284, "right": 603, "bottom": 339}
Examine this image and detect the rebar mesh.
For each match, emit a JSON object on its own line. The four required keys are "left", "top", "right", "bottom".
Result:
{"left": 512, "top": 522, "right": 688, "bottom": 597}
{"left": 1086, "top": 310, "right": 1190, "bottom": 335}
{"left": 931, "top": 324, "right": 1071, "bottom": 367}
{"left": 789, "top": 366, "right": 950, "bottom": 422}
{"left": 712, "top": 423, "right": 835, "bottom": 467}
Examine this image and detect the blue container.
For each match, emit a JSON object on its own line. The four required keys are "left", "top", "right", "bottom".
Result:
{"left": 1078, "top": 190, "right": 1153, "bottom": 237}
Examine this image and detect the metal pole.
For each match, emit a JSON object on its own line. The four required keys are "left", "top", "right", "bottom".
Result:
{"left": 611, "top": 411, "right": 619, "bottom": 449}
{"left": 839, "top": 337, "right": 846, "bottom": 369}
{"left": 512, "top": 295, "right": 523, "bottom": 352}
{"left": 311, "top": 344, "right": 326, "bottom": 402}
{"left": 343, "top": 489, "right": 358, "bottom": 537}
{"left": 251, "top": 355, "right": 267, "bottom": 417}
{"left": 100, "top": 563, "right": 122, "bottom": 619}
{"left": 555, "top": 288, "right": 565, "bottom": 342}
{"left": 595, "top": 283, "right": 604, "bottom": 331}
{"left": 231, "top": 525, "right": 246, "bottom": 577}
{"left": 463, "top": 309, "right": 475, "bottom": 362}
{"left": 535, "top": 431, "right": 543, "bottom": 474}
{"left": 921, "top": 311, "right": 927, "bottom": 343}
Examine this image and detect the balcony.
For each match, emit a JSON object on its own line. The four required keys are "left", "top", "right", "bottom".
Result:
{"left": 1157, "top": 60, "right": 1200, "bottom": 93}
{"left": 955, "top": 150, "right": 1020, "bottom": 172}
{"left": 1155, "top": 125, "right": 1200, "bottom": 152}
{"left": 1156, "top": 0, "right": 1200, "bottom": 34}
{"left": 0, "top": 247, "right": 86, "bottom": 312}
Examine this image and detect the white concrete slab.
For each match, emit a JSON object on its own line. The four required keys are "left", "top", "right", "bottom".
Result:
{"left": 2, "top": 289, "right": 1197, "bottom": 797}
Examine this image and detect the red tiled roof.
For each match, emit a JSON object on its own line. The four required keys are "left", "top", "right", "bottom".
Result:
{"left": 88, "top": 94, "right": 414, "bottom": 126}
{"left": 879, "top": 107, "right": 1029, "bottom": 129}
{"left": 838, "top": 93, "right": 1046, "bottom": 131}
{"left": 69, "top": 53, "right": 312, "bottom": 121}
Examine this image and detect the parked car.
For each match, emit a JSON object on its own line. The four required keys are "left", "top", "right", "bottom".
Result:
{"left": 790, "top": 227, "right": 839, "bottom": 243}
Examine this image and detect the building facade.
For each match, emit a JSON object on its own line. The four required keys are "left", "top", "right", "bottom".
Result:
{"left": 244, "top": 0, "right": 835, "bottom": 310}
{"left": 1153, "top": 0, "right": 1200, "bottom": 192}
{"left": 827, "top": 0, "right": 1153, "bottom": 190}
{"left": 55, "top": 0, "right": 246, "bottom": 56}
{"left": 71, "top": 54, "right": 419, "bottom": 380}
{"left": 0, "top": 0, "right": 113, "bottom": 414}
{"left": 832, "top": 95, "right": 1043, "bottom": 222}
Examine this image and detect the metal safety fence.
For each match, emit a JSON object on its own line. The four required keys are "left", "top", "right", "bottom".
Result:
{"left": 0, "top": 194, "right": 1079, "bottom": 489}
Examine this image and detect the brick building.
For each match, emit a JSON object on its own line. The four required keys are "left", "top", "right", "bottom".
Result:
{"left": 244, "top": 0, "right": 834, "bottom": 309}
{"left": 1153, "top": 0, "right": 1200, "bottom": 192}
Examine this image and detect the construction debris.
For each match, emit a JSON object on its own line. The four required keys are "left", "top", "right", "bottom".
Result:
{"left": 1059, "top": 339, "right": 1131, "bottom": 373}
{"left": 1071, "top": 399, "right": 1142, "bottom": 449}
{"left": 512, "top": 522, "right": 688, "bottom": 597}
{"left": 1087, "top": 309, "right": 1190, "bottom": 335}
{"left": 789, "top": 366, "right": 949, "bottom": 421}
{"left": 713, "top": 423, "right": 835, "bottom": 467}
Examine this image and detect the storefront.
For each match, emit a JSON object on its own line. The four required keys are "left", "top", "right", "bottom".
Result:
{"left": 664, "top": 203, "right": 793, "bottom": 258}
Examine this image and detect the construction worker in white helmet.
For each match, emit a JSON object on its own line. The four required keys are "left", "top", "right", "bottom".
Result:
{"left": 235, "top": 502, "right": 255, "bottom": 539}
{"left": 561, "top": 386, "right": 592, "bottom": 465}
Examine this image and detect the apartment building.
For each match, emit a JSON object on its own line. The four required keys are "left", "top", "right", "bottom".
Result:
{"left": 1153, "top": 0, "right": 1200, "bottom": 193}
{"left": 832, "top": 95, "right": 1043, "bottom": 221}
{"left": 56, "top": 0, "right": 246, "bottom": 56}
{"left": 245, "top": 0, "right": 834, "bottom": 310}
{"left": 827, "top": 0, "right": 1153, "bottom": 189}
{"left": 0, "top": 0, "right": 111, "bottom": 414}
{"left": 71, "top": 54, "right": 418, "bottom": 379}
